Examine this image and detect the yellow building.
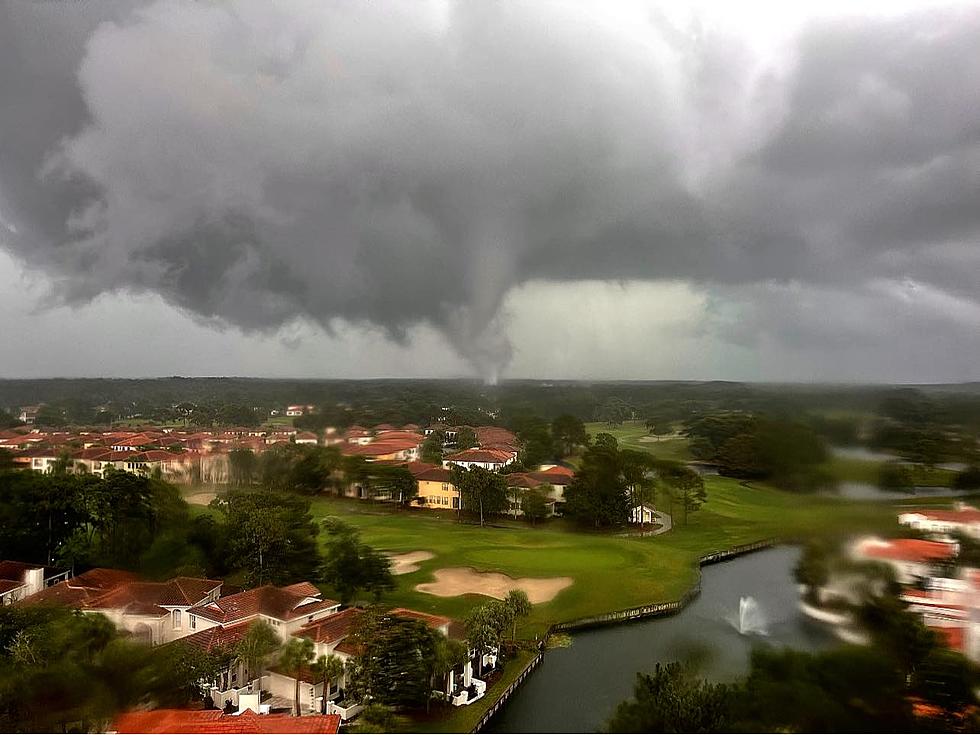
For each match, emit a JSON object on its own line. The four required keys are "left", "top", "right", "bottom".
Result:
{"left": 415, "top": 467, "right": 460, "bottom": 509}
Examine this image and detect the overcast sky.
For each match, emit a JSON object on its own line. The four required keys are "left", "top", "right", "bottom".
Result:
{"left": 1, "top": 0, "right": 978, "bottom": 382}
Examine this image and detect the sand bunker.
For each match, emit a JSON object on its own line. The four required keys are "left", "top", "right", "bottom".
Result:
{"left": 184, "top": 491, "right": 217, "bottom": 506}
{"left": 387, "top": 551, "right": 435, "bottom": 575}
{"left": 416, "top": 567, "right": 573, "bottom": 604}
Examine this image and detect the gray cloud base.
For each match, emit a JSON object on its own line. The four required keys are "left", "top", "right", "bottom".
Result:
{"left": 1, "top": 1, "right": 978, "bottom": 380}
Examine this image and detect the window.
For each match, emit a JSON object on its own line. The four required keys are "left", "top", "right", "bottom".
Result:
{"left": 442, "top": 483, "right": 449, "bottom": 492}
{"left": 172, "top": 609, "right": 182, "bottom": 629}
{"left": 189, "top": 614, "right": 196, "bottom": 630}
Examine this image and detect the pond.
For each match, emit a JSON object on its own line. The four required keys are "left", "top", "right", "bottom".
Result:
{"left": 832, "top": 481, "right": 973, "bottom": 501}
{"left": 485, "top": 546, "right": 832, "bottom": 734}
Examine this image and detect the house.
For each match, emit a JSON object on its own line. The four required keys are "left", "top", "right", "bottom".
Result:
{"left": 186, "top": 582, "right": 340, "bottom": 643}
{"left": 0, "top": 561, "right": 70, "bottom": 605}
{"left": 443, "top": 448, "right": 517, "bottom": 472}
{"left": 285, "top": 405, "right": 307, "bottom": 417}
{"left": 414, "top": 466, "right": 460, "bottom": 509}
{"left": 81, "top": 576, "right": 224, "bottom": 645}
{"left": 503, "top": 473, "right": 548, "bottom": 517}
{"left": 899, "top": 505, "right": 980, "bottom": 540}
{"left": 294, "top": 431, "right": 319, "bottom": 446}
{"left": 18, "top": 405, "right": 40, "bottom": 425}
{"left": 24, "top": 567, "right": 140, "bottom": 607}
{"left": 341, "top": 439, "right": 421, "bottom": 463}
{"left": 630, "top": 504, "right": 658, "bottom": 525}
{"left": 851, "top": 537, "right": 959, "bottom": 584}
{"left": 272, "top": 608, "right": 365, "bottom": 718}
{"left": 111, "top": 708, "right": 341, "bottom": 734}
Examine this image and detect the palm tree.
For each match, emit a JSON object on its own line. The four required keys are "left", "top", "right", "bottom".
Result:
{"left": 233, "top": 621, "right": 280, "bottom": 687}
{"left": 279, "top": 638, "right": 315, "bottom": 716}
{"left": 431, "top": 638, "right": 469, "bottom": 710}
{"left": 505, "top": 589, "right": 532, "bottom": 641}
{"left": 310, "top": 654, "right": 345, "bottom": 714}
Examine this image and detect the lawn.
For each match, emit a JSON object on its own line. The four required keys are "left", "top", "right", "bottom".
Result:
{"left": 583, "top": 421, "right": 692, "bottom": 462}
{"left": 304, "top": 477, "right": 907, "bottom": 637}
{"left": 821, "top": 456, "right": 958, "bottom": 487}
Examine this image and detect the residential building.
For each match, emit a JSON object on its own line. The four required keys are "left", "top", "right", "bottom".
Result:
{"left": 111, "top": 708, "right": 341, "bottom": 734}
{"left": 443, "top": 448, "right": 517, "bottom": 472}
{"left": 899, "top": 505, "right": 980, "bottom": 540}
{"left": 414, "top": 466, "right": 460, "bottom": 509}
{"left": 0, "top": 561, "right": 70, "bottom": 605}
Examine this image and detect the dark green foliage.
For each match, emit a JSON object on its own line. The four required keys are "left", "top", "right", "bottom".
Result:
{"left": 319, "top": 520, "right": 395, "bottom": 603}
{"left": 520, "top": 488, "right": 549, "bottom": 525}
{"left": 607, "top": 662, "right": 737, "bottom": 733}
{"left": 738, "top": 647, "right": 913, "bottom": 732}
{"left": 508, "top": 415, "right": 554, "bottom": 467}
{"left": 421, "top": 431, "right": 445, "bottom": 464}
{"left": 687, "top": 413, "right": 828, "bottom": 491}
{"left": 0, "top": 606, "right": 213, "bottom": 732}
{"left": 455, "top": 427, "right": 478, "bottom": 450}
{"left": 346, "top": 609, "right": 439, "bottom": 709}
{"left": 878, "top": 461, "right": 915, "bottom": 492}
{"left": 0, "top": 468, "right": 190, "bottom": 570}
{"left": 954, "top": 466, "right": 980, "bottom": 490}
{"left": 210, "top": 489, "right": 321, "bottom": 586}
{"left": 450, "top": 465, "right": 509, "bottom": 526}
{"left": 228, "top": 448, "right": 257, "bottom": 486}
{"left": 551, "top": 414, "right": 589, "bottom": 457}
{"left": 564, "top": 444, "right": 630, "bottom": 528}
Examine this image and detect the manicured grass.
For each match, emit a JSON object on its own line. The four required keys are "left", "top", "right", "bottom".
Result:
{"left": 305, "top": 477, "right": 906, "bottom": 637}
{"left": 583, "top": 421, "right": 692, "bottom": 462}
{"left": 822, "top": 456, "right": 958, "bottom": 487}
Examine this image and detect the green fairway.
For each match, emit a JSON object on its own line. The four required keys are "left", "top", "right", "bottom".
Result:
{"left": 304, "top": 477, "right": 907, "bottom": 637}
{"left": 583, "top": 420, "right": 692, "bottom": 461}
{"left": 821, "top": 455, "right": 958, "bottom": 487}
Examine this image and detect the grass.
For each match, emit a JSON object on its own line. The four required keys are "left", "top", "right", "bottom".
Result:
{"left": 583, "top": 421, "right": 692, "bottom": 462}
{"left": 304, "top": 477, "right": 908, "bottom": 637}
{"left": 822, "top": 456, "right": 958, "bottom": 487}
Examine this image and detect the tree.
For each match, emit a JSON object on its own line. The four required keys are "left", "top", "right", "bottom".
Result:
{"left": 464, "top": 600, "right": 511, "bottom": 677}
{"left": 353, "top": 703, "right": 396, "bottom": 733}
{"left": 793, "top": 541, "right": 831, "bottom": 604}
{"left": 279, "top": 637, "right": 315, "bottom": 716}
{"left": 211, "top": 490, "right": 320, "bottom": 585}
{"left": 504, "top": 589, "right": 532, "bottom": 641}
{"left": 608, "top": 662, "right": 737, "bottom": 733}
{"left": 450, "top": 465, "right": 508, "bottom": 526}
{"left": 510, "top": 415, "right": 555, "bottom": 467}
{"left": 551, "top": 414, "right": 588, "bottom": 457}
{"left": 346, "top": 609, "right": 439, "bottom": 709}
{"left": 373, "top": 466, "right": 417, "bottom": 505}
{"left": 431, "top": 637, "right": 469, "bottom": 708}
{"left": 311, "top": 654, "right": 345, "bottom": 714}
{"left": 520, "top": 489, "right": 549, "bottom": 526}
{"left": 320, "top": 520, "right": 394, "bottom": 603}
{"left": 564, "top": 443, "right": 629, "bottom": 528}
{"left": 233, "top": 621, "right": 280, "bottom": 685}
{"left": 455, "top": 427, "right": 477, "bottom": 449}
{"left": 954, "top": 465, "right": 980, "bottom": 490}
{"left": 228, "top": 448, "right": 256, "bottom": 487}
{"left": 878, "top": 462, "right": 915, "bottom": 493}
{"left": 421, "top": 431, "right": 445, "bottom": 464}
{"left": 656, "top": 462, "right": 705, "bottom": 525}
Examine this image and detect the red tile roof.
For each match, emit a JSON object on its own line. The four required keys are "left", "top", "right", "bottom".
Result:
{"left": 84, "top": 577, "right": 221, "bottom": 615}
{"left": 22, "top": 568, "right": 139, "bottom": 607}
{"left": 858, "top": 539, "right": 958, "bottom": 563}
{"left": 178, "top": 620, "right": 254, "bottom": 652}
{"left": 294, "top": 608, "right": 362, "bottom": 644}
{"left": 112, "top": 709, "right": 340, "bottom": 734}
{"left": 415, "top": 466, "right": 453, "bottom": 483}
{"left": 445, "top": 448, "right": 515, "bottom": 463}
{"left": 906, "top": 508, "right": 980, "bottom": 524}
{"left": 389, "top": 607, "right": 452, "bottom": 629}
{"left": 190, "top": 585, "right": 337, "bottom": 624}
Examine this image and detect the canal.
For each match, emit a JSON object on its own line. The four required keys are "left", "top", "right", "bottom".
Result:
{"left": 486, "top": 546, "right": 834, "bottom": 733}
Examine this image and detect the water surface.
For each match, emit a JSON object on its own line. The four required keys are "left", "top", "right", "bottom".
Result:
{"left": 486, "top": 546, "right": 831, "bottom": 733}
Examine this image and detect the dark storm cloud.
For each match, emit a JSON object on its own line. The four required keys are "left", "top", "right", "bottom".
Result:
{"left": 1, "top": 0, "right": 979, "bottom": 379}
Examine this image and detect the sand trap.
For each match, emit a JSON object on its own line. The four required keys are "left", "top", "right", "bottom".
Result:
{"left": 387, "top": 551, "right": 435, "bottom": 575}
{"left": 184, "top": 491, "right": 217, "bottom": 506}
{"left": 416, "top": 567, "right": 573, "bottom": 604}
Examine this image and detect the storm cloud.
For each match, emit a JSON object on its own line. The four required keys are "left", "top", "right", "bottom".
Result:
{"left": 1, "top": 0, "right": 979, "bottom": 380}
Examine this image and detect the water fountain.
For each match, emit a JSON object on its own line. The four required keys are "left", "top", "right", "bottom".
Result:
{"left": 736, "top": 595, "right": 768, "bottom": 636}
